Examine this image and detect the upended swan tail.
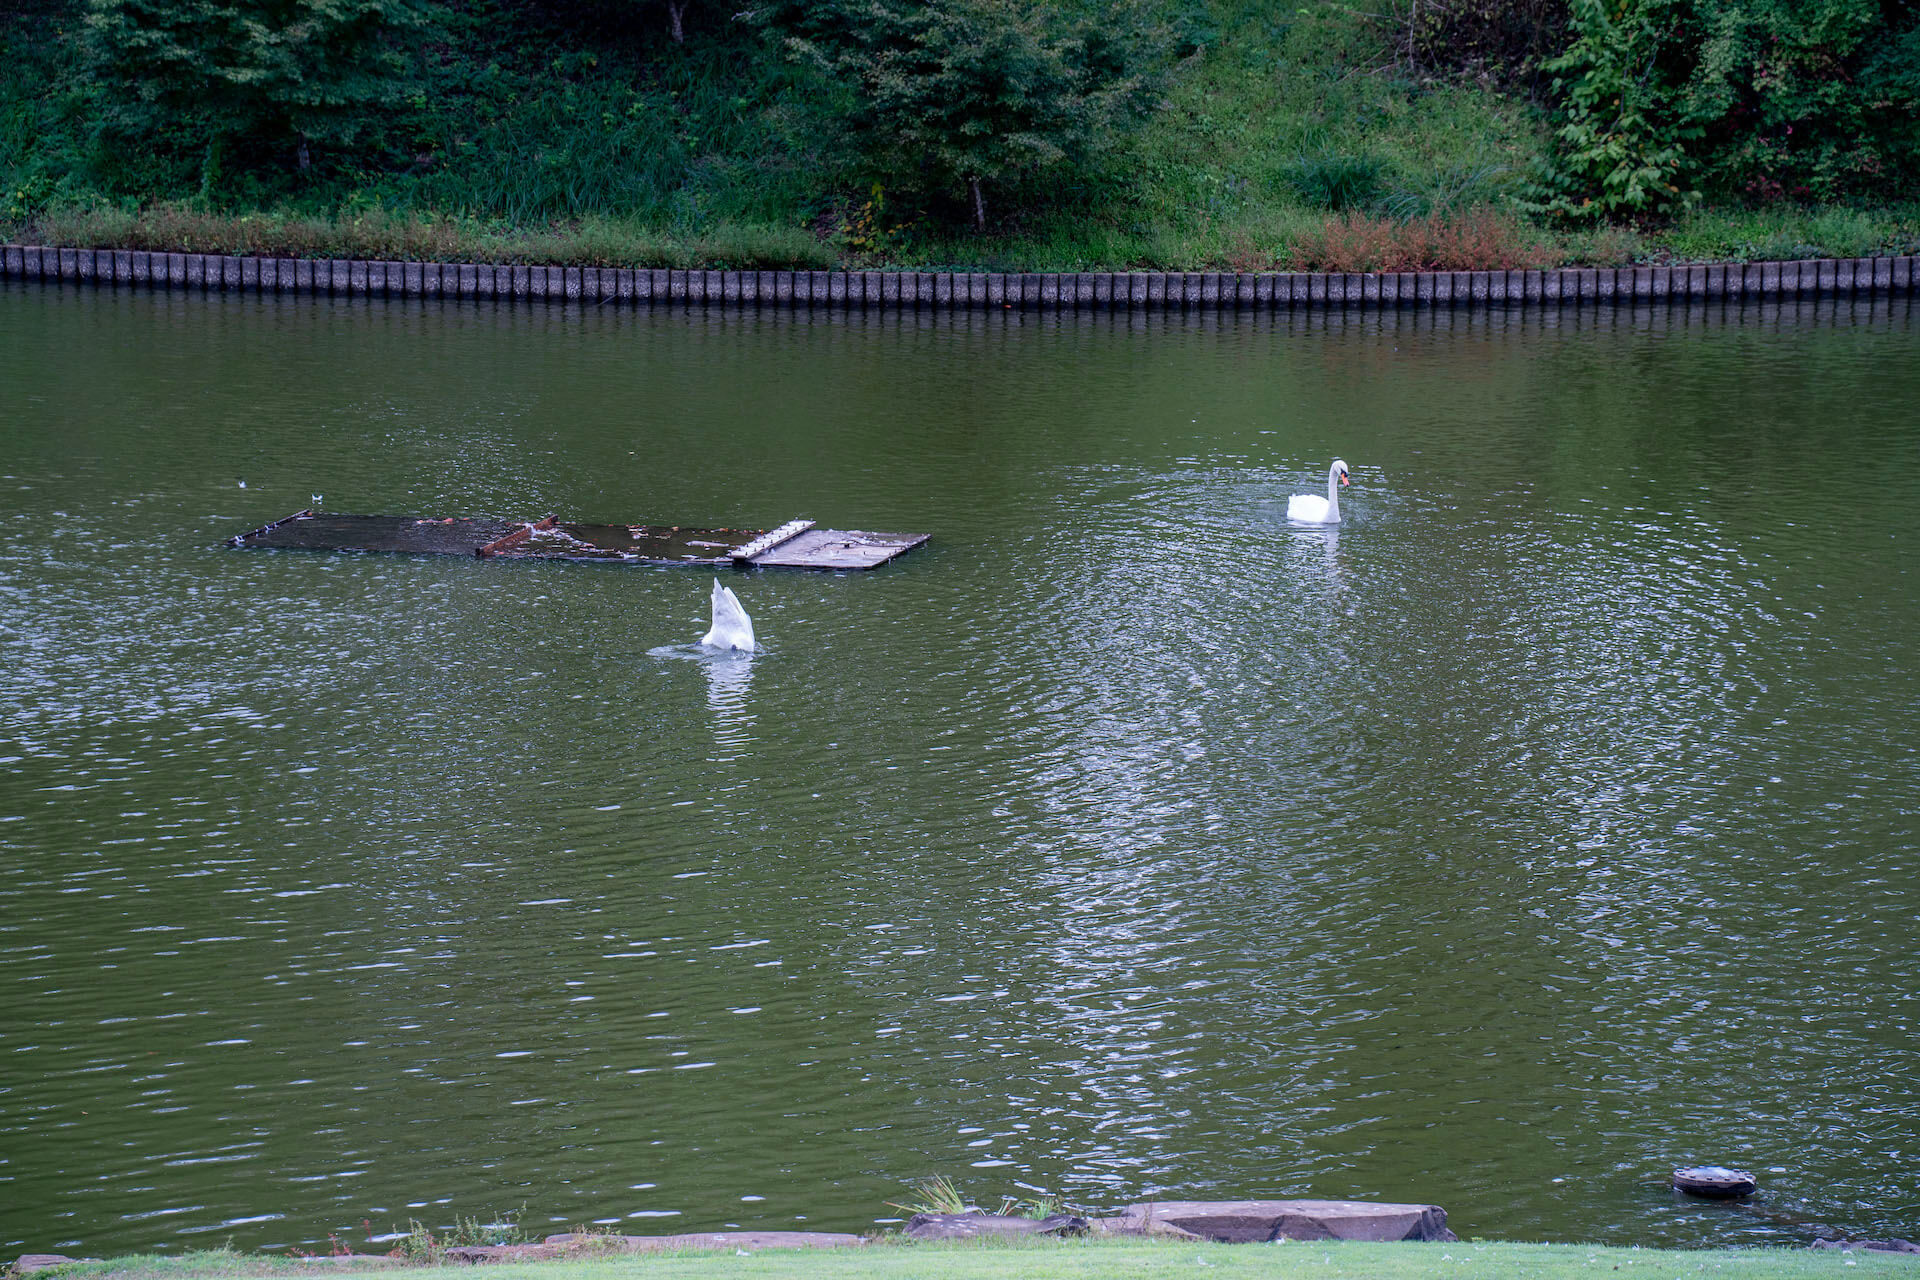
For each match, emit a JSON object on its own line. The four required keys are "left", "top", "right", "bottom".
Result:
{"left": 700, "top": 578, "right": 757, "bottom": 652}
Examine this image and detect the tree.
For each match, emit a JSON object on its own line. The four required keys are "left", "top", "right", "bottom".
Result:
{"left": 763, "top": 0, "right": 1161, "bottom": 230}
{"left": 83, "top": 0, "right": 431, "bottom": 180}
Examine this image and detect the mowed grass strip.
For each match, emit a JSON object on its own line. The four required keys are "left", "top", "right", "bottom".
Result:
{"left": 35, "top": 1238, "right": 1920, "bottom": 1280}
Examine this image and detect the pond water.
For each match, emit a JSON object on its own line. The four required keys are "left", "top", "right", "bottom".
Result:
{"left": 3, "top": 282, "right": 1917, "bottom": 1257}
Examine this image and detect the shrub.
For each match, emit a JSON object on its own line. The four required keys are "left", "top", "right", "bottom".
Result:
{"left": 1284, "top": 205, "right": 1562, "bottom": 270}
{"left": 1531, "top": 0, "right": 1920, "bottom": 217}
{"left": 1528, "top": 0, "right": 1699, "bottom": 220}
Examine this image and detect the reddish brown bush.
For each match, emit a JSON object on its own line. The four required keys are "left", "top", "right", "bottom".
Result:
{"left": 1283, "top": 207, "right": 1561, "bottom": 272}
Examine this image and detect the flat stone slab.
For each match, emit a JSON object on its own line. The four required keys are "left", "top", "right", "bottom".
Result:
{"left": 904, "top": 1212, "right": 1089, "bottom": 1241}
{"left": 1101, "top": 1199, "right": 1456, "bottom": 1244}
{"left": 12, "top": 1257, "right": 90, "bottom": 1275}
{"left": 539, "top": 1231, "right": 865, "bottom": 1252}
{"left": 441, "top": 1246, "right": 556, "bottom": 1264}
{"left": 1090, "top": 1216, "right": 1207, "bottom": 1241}
{"left": 1811, "top": 1239, "right": 1920, "bottom": 1254}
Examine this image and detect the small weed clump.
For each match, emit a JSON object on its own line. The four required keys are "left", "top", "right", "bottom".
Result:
{"left": 887, "top": 1176, "right": 1071, "bottom": 1222}
{"left": 286, "top": 1234, "right": 356, "bottom": 1260}
{"left": 888, "top": 1175, "right": 973, "bottom": 1216}
{"left": 383, "top": 1212, "right": 529, "bottom": 1263}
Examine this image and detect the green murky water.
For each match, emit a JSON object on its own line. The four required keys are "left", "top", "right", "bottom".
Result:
{"left": 3, "top": 282, "right": 1917, "bottom": 1255}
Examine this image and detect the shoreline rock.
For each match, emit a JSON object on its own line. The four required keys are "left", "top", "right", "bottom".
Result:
{"left": 1096, "top": 1199, "right": 1458, "bottom": 1244}
{"left": 7, "top": 1199, "right": 1454, "bottom": 1272}
{"left": 903, "top": 1213, "right": 1089, "bottom": 1241}
{"left": 1810, "top": 1238, "right": 1920, "bottom": 1254}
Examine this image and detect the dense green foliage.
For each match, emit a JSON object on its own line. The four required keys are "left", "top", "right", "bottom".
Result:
{"left": 1531, "top": 0, "right": 1701, "bottom": 217}
{"left": 1, "top": 0, "right": 1916, "bottom": 261}
{"left": 82, "top": 0, "right": 430, "bottom": 193}
{"left": 760, "top": 0, "right": 1161, "bottom": 228}
{"left": 1531, "top": 0, "right": 1920, "bottom": 217}
{"left": 2, "top": 0, "right": 835, "bottom": 225}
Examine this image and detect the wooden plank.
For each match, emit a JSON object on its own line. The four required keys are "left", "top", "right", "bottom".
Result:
{"left": 730, "top": 518, "right": 815, "bottom": 562}
{"left": 224, "top": 508, "right": 315, "bottom": 547}
{"left": 475, "top": 515, "right": 558, "bottom": 557}
{"left": 746, "top": 529, "right": 929, "bottom": 571}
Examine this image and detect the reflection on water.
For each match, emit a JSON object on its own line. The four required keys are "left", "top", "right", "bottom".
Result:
{"left": 647, "top": 640, "right": 759, "bottom": 754}
{"left": 703, "top": 653, "right": 756, "bottom": 756}
{"left": 2, "top": 281, "right": 1918, "bottom": 1256}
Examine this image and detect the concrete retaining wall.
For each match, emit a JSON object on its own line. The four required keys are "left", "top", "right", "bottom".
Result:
{"left": 3, "top": 245, "right": 1915, "bottom": 309}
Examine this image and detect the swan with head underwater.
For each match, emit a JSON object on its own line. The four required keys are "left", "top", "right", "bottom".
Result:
{"left": 699, "top": 578, "right": 757, "bottom": 652}
{"left": 1287, "top": 458, "right": 1350, "bottom": 524}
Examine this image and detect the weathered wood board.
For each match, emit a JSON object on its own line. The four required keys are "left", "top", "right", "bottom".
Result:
{"left": 226, "top": 510, "right": 927, "bottom": 571}
{"left": 745, "top": 528, "right": 929, "bottom": 570}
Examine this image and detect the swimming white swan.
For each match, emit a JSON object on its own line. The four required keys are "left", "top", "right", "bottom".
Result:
{"left": 699, "top": 578, "right": 757, "bottom": 652}
{"left": 1287, "top": 459, "right": 1350, "bottom": 524}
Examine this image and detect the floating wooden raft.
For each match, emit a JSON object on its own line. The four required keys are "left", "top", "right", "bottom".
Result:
{"left": 227, "top": 510, "right": 927, "bottom": 571}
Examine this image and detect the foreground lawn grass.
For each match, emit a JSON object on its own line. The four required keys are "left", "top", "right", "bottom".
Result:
{"left": 40, "top": 1239, "right": 1920, "bottom": 1280}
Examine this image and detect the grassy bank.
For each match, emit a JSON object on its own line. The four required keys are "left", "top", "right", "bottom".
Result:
{"left": 5, "top": 199, "right": 1917, "bottom": 273}
{"left": 3, "top": 0, "right": 1916, "bottom": 272}
{"left": 22, "top": 1239, "right": 1920, "bottom": 1280}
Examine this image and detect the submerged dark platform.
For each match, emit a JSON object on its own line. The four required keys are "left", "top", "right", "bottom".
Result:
{"left": 227, "top": 511, "right": 927, "bottom": 571}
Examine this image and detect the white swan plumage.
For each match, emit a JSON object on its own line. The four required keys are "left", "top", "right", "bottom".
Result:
{"left": 699, "top": 578, "right": 756, "bottom": 652}
{"left": 1287, "top": 459, "right": 1350, "bottom": 524}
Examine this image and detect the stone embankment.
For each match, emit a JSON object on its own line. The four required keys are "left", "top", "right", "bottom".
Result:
{"left": 2, "top": 244, "right": 1916, "bottom": 310}
{"left": 903, "top": 1198, "right": 1456, "bottom": 1244}
{"left": 5, "top": 1198, "right": 1456, "bottom": 1271}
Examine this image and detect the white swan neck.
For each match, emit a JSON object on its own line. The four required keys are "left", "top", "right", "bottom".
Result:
{"left": 1326, "top": 465, "right": 1343, "bottom": 521}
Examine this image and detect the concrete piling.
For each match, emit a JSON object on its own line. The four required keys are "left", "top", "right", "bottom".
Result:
{"left": 3, "top": 245, "right": 1913, "bottom": 313}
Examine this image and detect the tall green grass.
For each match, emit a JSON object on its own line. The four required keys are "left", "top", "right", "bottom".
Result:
{"left": 385, "top": 45, "right": 830, "bottom": 229}
{"left": 8, "top": 203, "right": 839, "bottom": 268}
{"left": 1653, "top": 205, "right": 1920, "bottom": 263}
{"left": 10, "top": 197, "right": 1915, "bottom": 270}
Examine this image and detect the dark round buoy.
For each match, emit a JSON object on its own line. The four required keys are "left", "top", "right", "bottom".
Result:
{"left": 1674, "top": 1166, "right": 1757, "bottom": 1198}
